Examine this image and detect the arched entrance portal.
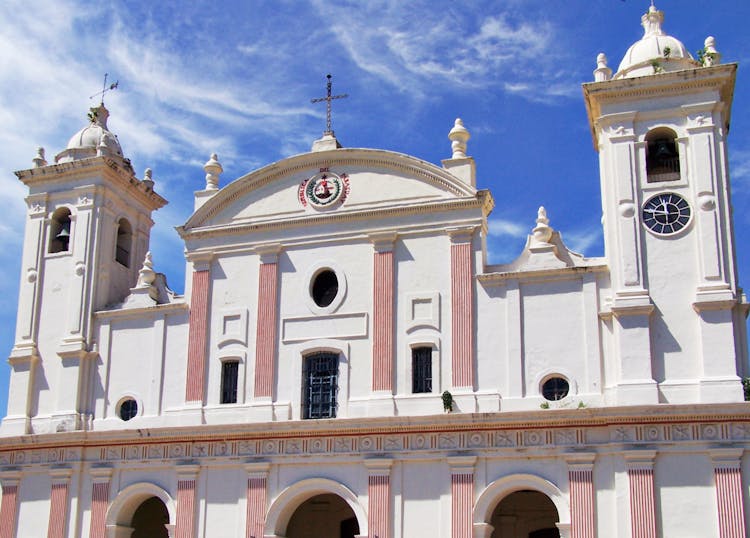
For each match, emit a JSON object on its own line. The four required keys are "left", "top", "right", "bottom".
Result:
{"left": 490, "top": 490, "right": 560, "bottom": 538}
{"left": 130, "top": 496, "right": 169, "bottom": 538}
{"left": 286, "top": 493, "right": 360, "bottom": 538}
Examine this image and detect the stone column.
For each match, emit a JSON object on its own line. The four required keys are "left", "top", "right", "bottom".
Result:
{"left": 47, "top": 468, "right": 73, "bottom": 538}
{"left": 710, "top": 449, "right": 746, "bottom": 538}
{"left": 175, "top": 465, "right": 200, "bottom": 538}
{"left": 254, "top": 245, "right": 281, "bottom": 400}
{"left": 245, "top": 463, "right": 270, "bottom": 538}
{"left": 566, "top": 453, "right": 596, "bottom": 538}
{"left": 0, "top": 471, "right": 20, "bottom": 538}
{"left": 449, "top": 456, "right": 476, "bottom": 538}
{"left": 89, "top": 467, "right": 113, "bottom": 538}
{"left": 185, "top": 254, "right": 213, "bottom": 404}
{"left": 625, "top": 451, "right": 657, "bottom": 538}
{"left": 365, "top": 459, "right": 393, "bottom": 538}
{"left": 370, "top": 233, "right": 396, "bottom": 394}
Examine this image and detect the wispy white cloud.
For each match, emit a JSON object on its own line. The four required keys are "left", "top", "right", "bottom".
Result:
{"left": 311, "top": 1, "right": 578, "bottom": 102}
{"left": 488, "top": 218, "right": 528, "bottom": 238}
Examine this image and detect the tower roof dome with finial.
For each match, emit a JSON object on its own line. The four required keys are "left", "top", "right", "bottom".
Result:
{"left": 55, "top": 103, "right": 126, "bottom": 165}
{"left": 613, "top": 3, "right": 696, "bottom": 79}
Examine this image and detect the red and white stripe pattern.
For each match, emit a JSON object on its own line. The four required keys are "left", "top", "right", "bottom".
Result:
{"left": 47, "top": 482, "right": 69, "bottom": 538}
{"left": 88, "top": 481, "right": 109, "bottom": 538}
{"left": 368, "top": 474, "right": 390, "bottom": 538}
{"left": 245, "top": 476, "right": 267, "bottom": 538}
{"left": 185, "top": 269, "right": 210, "bottom": 402}
{"left": 569, "top": 469, "right": 595, "bottom": 538}
{"left": 451, "top": 242, "right": 474, "bottom": 388}
{"left": 0, "top": 484, "right": 18, "bottom": 538}
{"left": 176, "top": 479, "right": 196, "bottom": 538}
{"left": 628, "top": 468, "right": 656, "bottom": 538}
{"left": 715, "top": 466, "right": 746, "bottom": 538}
{"left": 451, "top": 473, "right": 473, "bottom": 538}
{"left": 254, "top": 262, "right": 279, "bottom": 398}
{"left": 372, "top": 250, "right": 394, "bottom": 392}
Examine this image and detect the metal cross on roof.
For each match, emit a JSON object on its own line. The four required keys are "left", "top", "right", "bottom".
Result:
{"left": 310, "top": 74, "right": 348, "bottom": 136}
{"left": 89, "top": 73, "right": 119, "bottom": 104}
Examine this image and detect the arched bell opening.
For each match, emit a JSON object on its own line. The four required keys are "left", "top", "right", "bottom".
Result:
{"left": 115, "top": 218, "right": 133, "bottom": 267}
{"left": 645, "top": 127, "right": 680, "bottom": 182}
{"left": 49, "top": 207, "right": 72, "bottom": 253}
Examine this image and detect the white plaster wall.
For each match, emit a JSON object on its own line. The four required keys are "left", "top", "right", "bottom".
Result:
{"left": 655, "top": 453, "right": 718, "bottom": 537}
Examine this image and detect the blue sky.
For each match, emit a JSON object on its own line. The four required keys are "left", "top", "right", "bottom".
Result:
{"left": 1, "top": 0, "right": 749, "bottom": 418}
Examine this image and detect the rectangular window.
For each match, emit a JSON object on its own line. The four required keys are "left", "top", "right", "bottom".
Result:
{"left": 220, "top": 361, "right": 239, "bottom": 404}
{"left": 412, "top": 347, "right": 432, "bottom": 393}
{"left": 303, "top": 353, "right": 338, "bottom": 419}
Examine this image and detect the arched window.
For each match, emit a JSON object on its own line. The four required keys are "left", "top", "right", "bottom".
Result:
{"left": 645, "top": 128, "right": 680, "bottom": 182}
{"left": 116, "top": 218, "right": 132, "bottom": 267}
{"left": 49, "top": 207, "right": 72, "bottom": 253}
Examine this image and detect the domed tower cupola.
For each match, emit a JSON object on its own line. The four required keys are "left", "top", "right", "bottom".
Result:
{"left": 613, "top": 4, "right": 696, "bottom": 79}
{"left": 55, "top": 103, "right": 131, "bottom": 172}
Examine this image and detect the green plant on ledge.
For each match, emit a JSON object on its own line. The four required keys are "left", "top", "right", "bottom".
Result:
{"left": 651, "top": 60, "right": 664, "bottom": 74}
{"left": 742, "top": 378, "right": 750, "bottom": 401}
{"left": 442, "top": 390, "right": 453, "bottom": 412}
{"left": 540, "top": 401, "right": 550, "bottom": 409}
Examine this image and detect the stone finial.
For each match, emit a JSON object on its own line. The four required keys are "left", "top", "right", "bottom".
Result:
{"left": 448, "top": 118, "right": 470, "bottom": 159}
{"left": 641, "top": 4, "right": 665, "bottom": 38}
{"left": 594, "top": 53, "right": 612, "bottom": 82}
{"left": 32, "top": 147, "right": 47, "bottom": 168}
{"left": 702, "top": 36, "right": 721, "bottom": 66}
{"left": 136, "top": 251, "right": 156, "bottom": 288}
{"left": 532, "top": 206, "right": 553, "bottom": 244}
{"left": 204, "top": 153, "right": 223, "bottom": 190}
{"left": 142, "top": 168, "right": 154, "bottom": 189}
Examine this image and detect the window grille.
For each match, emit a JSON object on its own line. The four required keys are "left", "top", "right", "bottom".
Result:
{"left": 303, "top": 353, "right": 338, "bottom": 419}
{"left": 412, "top": 347, "right": 432, "bottom": 393}
{"left": 221, "top": 361, "right": 239, "bottom": 404}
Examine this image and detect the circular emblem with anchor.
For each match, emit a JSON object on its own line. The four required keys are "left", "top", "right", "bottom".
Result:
{"left": 299, "top": 168, "right": 349, "bottom": 208}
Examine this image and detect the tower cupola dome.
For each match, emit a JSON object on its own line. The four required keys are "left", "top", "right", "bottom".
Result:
{"left": 55, "top": 103, "right": 125, "bottom": 164}
{"left": 613, "top": 4, "right": 696, "bottom": 79}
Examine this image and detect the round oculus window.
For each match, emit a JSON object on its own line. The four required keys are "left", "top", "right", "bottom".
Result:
{"left": 541, "top": 377, "right": 569, "bottom": 401}
{"left": 311, "top": 270, "right": 339, "bottom": 308}
{"left": 118, "top": 398, "right": 138, "bottom": 421}
{"left": 642, "top": 192, "right": 691, "bottom": 235}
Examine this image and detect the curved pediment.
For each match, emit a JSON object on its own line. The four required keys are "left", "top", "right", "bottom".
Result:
{"left": 182, "top": 148, "right": 480, "bottom": 233}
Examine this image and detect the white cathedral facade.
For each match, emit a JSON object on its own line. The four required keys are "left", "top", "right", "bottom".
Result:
{"left": 1, "top": 6, "right": 748, "bottom": 538}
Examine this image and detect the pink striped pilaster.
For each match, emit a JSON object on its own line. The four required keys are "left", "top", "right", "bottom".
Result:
{"left": 365, "top": 459, "right": 393, "bottom": 538}
{"left": 185, "top": 257, "right": 212, "bottom": 403}
{"left": 245, "top": 463, "right": 270, "bottom": 538}
{"left": 567, "top": 453, "right": 596, "bottom": 538}
{"left": 176, "top": 466, "right": 200, "bottom": 538}
{"left": 254, "top": 247, "right": 281, "bottom": 399}
{"left": 711, "top": 449, "right": 746, "bottom": 538}
{"left": 0, "top": 473, "right": 20, "bottom": 538}
{"left": 625, "top": 451, "right": 657, "bottom": 538}
{"left": 47, "top": 468, "right": 73, "bottom": 538}
{"left": 88, "top": 467, "right": 112, "bottom": 538}
{"left": 449, "top": 230, "right": 475, "bottom": 388}
{"left": 449, "top": 456, "right": 476, "bottom": 538}
{"left": 371, "top": 234, "right": 396, "bottom": 392}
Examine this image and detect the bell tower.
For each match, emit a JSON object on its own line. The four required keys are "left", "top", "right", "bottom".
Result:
{"left": 584, "top": 5, "right": 746, "bottom": 405}
{"left": 3, "top": 103, "right": 166, "bottom": 434}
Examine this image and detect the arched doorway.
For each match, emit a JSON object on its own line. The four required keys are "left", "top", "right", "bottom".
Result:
{"left": 286, "top": 493, "right": 359, "bottom": 538}
{"left": 490, "top": 490, "right": 560, "bottom": 538}
{"left": 130, "top": 496, "right": 169, "bottom": 538}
